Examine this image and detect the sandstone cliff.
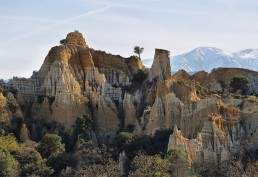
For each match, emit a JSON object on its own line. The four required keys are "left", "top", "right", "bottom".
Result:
{"left": 168, "top": 112, "right": 243, "bottom": 166}
{"left": 192, "top": 68, "right": 258, "bottom": 94}
{"left": 5, "top": 31, "right": 258, "bottom": 158}
{"left": 8, "top": 31, "right": 145, "bottom": 141}
{"left": 0, "top": 86, "right": 23, "bottom": 127}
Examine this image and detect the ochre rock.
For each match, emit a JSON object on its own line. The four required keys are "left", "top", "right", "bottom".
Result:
{"left": 65, "top": 31, "right": 88, "bottom": 48}
{"left": 168, "top": 113, "right": 243, "bottom": 165}
{"left": 6, "top": 31, "right": 258, "bottom": 154}
{"left": 150, "top": 49, "right": 172, "bottom": 81}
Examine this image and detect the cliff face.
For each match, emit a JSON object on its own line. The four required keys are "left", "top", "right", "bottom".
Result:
{"left": 192, "top": 68, "right": 258, "bottom": 94}
{"left": 167, "top": 112, "right": 243, "bottom": 166}
{"left": 6, "top": 31, "right": 258, "bottom": 160}
{"left": 0, "top": 87, "right": 23, "bottom": 126}
{"left": 150, "top": 49, "right": 172, "bottom": 81}
{"left": 8, "top": 31, "right": 145, "bottom": 139}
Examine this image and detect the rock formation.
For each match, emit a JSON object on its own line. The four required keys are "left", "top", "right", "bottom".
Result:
{"left": 150, "top": 49, "right": 172, "bottom": 80}
{"left": 168, "top": 112, "right": 243, "bottom": 165}
{"left": 192, "top": 68, "right": 258, "bottom": 94}
{"left": 8, "top": 31, "right": 145, "bottom": 141}
{"left": 5, "top": 31, "right": 258, "bottom": 165}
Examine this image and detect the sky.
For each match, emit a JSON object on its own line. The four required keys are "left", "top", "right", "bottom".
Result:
{"left": 0, "top": 0, "right": 258, "bottom": 79}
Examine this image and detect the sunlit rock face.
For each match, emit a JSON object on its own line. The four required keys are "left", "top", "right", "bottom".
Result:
{"left": 167, "top": 112, "right": 244, "bottom": 165}
{"left": 150, "top": 48, "right": 172, "bottom": 81}
{"left": 8, "top": 31, "right": 145, "bottom": 139}
{"left": 6, "top": 31, "right": 258, "bottom": 154}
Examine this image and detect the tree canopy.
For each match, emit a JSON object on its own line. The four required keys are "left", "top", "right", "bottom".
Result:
{"left": 134, "top": 46, "right": 144, "bottom": 59}
{"left": 38, "top": 133, "right": 65, "bottom": 158}
{"left": 230, "top": 74, "right": 250, "bottom": 94}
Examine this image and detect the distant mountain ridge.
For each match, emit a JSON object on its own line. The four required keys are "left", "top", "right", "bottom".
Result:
{"left": 172, "top": 47, "right": 258, "bottom": 72}
{"left": 142, "top": 47, "right": 258, "bottom": 73}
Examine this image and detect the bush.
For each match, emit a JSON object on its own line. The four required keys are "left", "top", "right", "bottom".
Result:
{"left": 125, "top": 130, "right": 172, "bottom": 159}
{"left": 230, "top": 75, "right": 250, "bottom": 94}
{"left": 167, "top": 147, "right": 188, "bottom": 177}
{"left": 74, "top": 114, "right": 93, "bottom": 136}
{"left": 47, "top": 153, "right": 78, "bottom": 176}
{"left": 0, "top": 147, "right": 19, "bottom": 177}
{"left": 132, "top": 69, "right": 148, "bottom": 83}
{"left": 0, "top": 134, "right": 20, "bottom": 153}
{"left": 0, "top": 134, "right": 53, "bottom": 176}
{"left": 37, "top": 134, "right": 65, "bottom": 158}
{"left": 17, "top": 148, "right": 53, "bottom": 177}
{"left": 248, "top": 95, "right": 257, "bottom": 102}
{"left": 129, "top": 153, "right": 169, "bottom": 177}
{"left": 113, "top": 132, "right": 133, "bottom": 151}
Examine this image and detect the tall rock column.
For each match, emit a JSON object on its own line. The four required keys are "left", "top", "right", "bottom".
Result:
{"left": 150, "top": 49, "right": 172, "bottom": 80}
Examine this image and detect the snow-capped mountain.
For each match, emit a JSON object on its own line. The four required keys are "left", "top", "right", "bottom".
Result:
{"left": 170, "top": 47, "right": 258, "bottom": 73}
{"left": 233, "top": 49, "right": 258, "bottom": 72}
{"left": 141, "top": 47, "right": 258, "bottom": 73}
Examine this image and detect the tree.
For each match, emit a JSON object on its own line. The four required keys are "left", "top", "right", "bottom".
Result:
{"left": 0, "top": 147, "right": 19, "bottom": 177}
{"left": 215, "top": 141, "right": 257, "bottom": 177}
{"left": 134, "top": 46, "right": 144, "bottom": 59}
{"left": 61, "top": 161, "right": 122, "bottom": 177}
{"left": 16, "top": 147, "right": 53, "bottom": 177}
{"left": 167, "top": 147, "right": 189, "bottom": 177}
{"left": 47, "top": 153, "right": 78, "bottom": 176}
{"left": 230, "top": 74, "right": 250, "bottom": 94}
{"left": 0, "top": 134, "right": 53, "bottom": 176}
{"left": 37, "top": 134, "right": 65, "bottom": 158}
{"left": 114, "top": 132, "right": 133, "bottom": 149}
{"left": 129, "top": 152, "right": 169, "bottom": 177}
{"left": 74, "top": 114, "right": 93, "bottom": 136}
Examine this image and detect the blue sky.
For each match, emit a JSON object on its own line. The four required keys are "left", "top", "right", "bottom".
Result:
{"left": 0, "top": 0, "right": 258, "bottom": 79}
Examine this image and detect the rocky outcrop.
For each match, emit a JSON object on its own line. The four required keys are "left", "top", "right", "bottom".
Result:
{"left": 65, "top": 31, "right": 88, "bottom": 48}
{"left": 150, "top": 49, "right": 172, "bottom": 80}
{"left": 119, "top": 151, "right": 129, "bottom": 174}
{"left": 6, "top": 31, "right": 258, "bottom": 156}
{"left": 168, "top": 112, "right": 244, "bottom": 165}
{"left": 192, "top": 68, "right": 258, "bottom": 94}
{"left": 8, "top": 31, "right": 145, "bottom": 141}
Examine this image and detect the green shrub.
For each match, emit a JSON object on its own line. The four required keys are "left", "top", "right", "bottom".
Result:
{"left": 113, "top": 132, "right": 133, "bottom": 150}
{"left": 248, "top": 95, "right": 257, "bottom": 102}
{"left": 16, "top": 147, "right": 53, "bottom": 177}
{"left": 230, "top": 75, "right": 250, "bottom": 94}
{"left": 37, "top": 134, "right": 65, "bottom": 158}
{"left": 74, "top": 114, "right": 93, "bottom": 136}
{"left": 0, "top": 147, "right": 19, "bottom": 177}
{"left": 47, "top": 153, "right": 78, "bottom": 176}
